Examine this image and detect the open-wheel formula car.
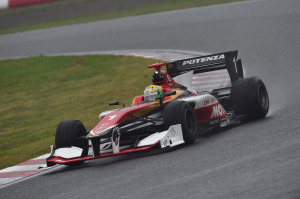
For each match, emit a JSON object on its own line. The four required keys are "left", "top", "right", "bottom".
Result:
{"left": 46, "top": 50, "right": 269, "bottom": 167}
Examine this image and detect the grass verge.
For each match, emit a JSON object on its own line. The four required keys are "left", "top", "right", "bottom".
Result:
{"left": 0, "top": 55, "right": 158, "bottom": 169}
{"left": 0, "top": 0, "right": 246, "bottom": 35}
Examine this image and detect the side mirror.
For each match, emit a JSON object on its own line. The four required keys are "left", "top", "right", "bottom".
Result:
{"left": 164, "top": 91, "right": 177, "bottom": 97}
{"left": 109, "top": 101, "right": 125, "bottom": 108}
{"left": 109, "top": 101, "right": 119, "bottom": 106}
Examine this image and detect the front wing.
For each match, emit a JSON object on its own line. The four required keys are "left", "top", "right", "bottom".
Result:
{"left": 46, "top": 124, "right": 184, "bottom": 167}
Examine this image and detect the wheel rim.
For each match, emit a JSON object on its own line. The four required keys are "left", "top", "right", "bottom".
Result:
{"left": 258, "top": 84, "right": 269, "bottom": 109}
{"left": 185, "top": 109, "right": 196, "bottom": 135}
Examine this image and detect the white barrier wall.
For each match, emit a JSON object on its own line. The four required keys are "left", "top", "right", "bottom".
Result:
{"left": 0, "top": 0, "right": 8, "bottom": 9}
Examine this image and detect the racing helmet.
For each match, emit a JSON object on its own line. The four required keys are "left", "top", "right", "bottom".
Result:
{"left": 152, "top": 70, "right": 165, "bottom": 84}
{"left": 144, "top": 85, "right": 163, "bottom": 102}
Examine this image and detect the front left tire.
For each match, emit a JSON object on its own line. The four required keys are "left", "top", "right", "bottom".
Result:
{"left": 163, "top": 101, "right": 198, "bottom": 144}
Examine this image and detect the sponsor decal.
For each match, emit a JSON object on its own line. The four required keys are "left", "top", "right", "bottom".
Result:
{"left": 94, "top": 124, "right": 118, "bottom": 135}
{"left": 162, "top": 137, "right": 171, "bottom": 147}
{"left": 97, "top": 123, "right": 108, "bottom": 130}
{"left": 182, "top": 54, "right": 225, "bottom": 66}
{"left": 210, "top": 104, "right": 226, "bottom": 119}
{"left": 203, "top": 98, "right": 216, "bottom": 106}
{"left": 209, "top": 119, "right": 219, "bottom": 125}
{"left": 167, "top": 74, "right": 173, "bottom": 86}
{"left": 220, "top": 117, "right": 226, "bottom": 122}
{"left": 112, "top": 127, "right": 120, "bottom": 146}
{"left": 167, "top": 63, "right": 173, "bottom": 69}
{"left": 204, "top": 100, "right": 209, "bottom": 105}
{"left": 220, "top": 121, "right": 228, "bottom": 127}
{"left": 220, "top": 116, "right": 230, "bottom": 127}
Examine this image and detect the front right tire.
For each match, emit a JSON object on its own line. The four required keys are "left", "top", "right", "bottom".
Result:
{"left": 55, "top": 120, "right": 88, "bottom": 165}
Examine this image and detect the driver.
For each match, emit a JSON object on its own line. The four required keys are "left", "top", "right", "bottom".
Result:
{"left": 144, "top": 85, "right": 163, "bottom": 102}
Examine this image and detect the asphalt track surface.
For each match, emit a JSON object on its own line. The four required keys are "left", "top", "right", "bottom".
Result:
{"left": 1, "top": 0, "right": 300, "bottom": 198}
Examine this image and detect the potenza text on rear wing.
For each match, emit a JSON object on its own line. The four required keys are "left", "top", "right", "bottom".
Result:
{"left": 166, "top": 51, "right": 244, "bottom": 82}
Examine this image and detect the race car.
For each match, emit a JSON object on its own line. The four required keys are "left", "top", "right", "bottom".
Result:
{"left": 45, "top": 50, "right": 269, "bottom": 167}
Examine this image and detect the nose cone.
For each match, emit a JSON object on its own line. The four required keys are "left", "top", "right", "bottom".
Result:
{"left": 85, "top": 124, "right": 118, "bottom": 139}
{"left": 85, "top": 130, "right": 100, "bottom": 139}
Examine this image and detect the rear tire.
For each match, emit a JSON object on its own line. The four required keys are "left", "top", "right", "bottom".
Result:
{"left": 55, "top": 120, "right": 88, "bottom": 165}
{"left": 231, "top": 77, "right": 269, "bottom": 119}
{"left": 163, "top": 101, "right": 197, "bottom": 144}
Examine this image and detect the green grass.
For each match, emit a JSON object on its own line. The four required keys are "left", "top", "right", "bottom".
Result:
{"left": 0, "top": 55, "right": 159, "bottom": 169}
{"left": 0, "top": 0, "right": 246, "bottom": 35}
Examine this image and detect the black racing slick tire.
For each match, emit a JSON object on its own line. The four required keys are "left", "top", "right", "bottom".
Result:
{"left": 163, "top": 101, "right": 197, "bottom": 144}
{"left": 231, "top": 77, "right": 269, "bottom": 119}
{"left": 55, "top": 120, "right": 88, "bottom": 165}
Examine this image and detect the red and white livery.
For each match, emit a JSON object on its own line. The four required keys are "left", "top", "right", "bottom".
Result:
{"left": 45, "top": 50, "right": 269, "bottom": 167}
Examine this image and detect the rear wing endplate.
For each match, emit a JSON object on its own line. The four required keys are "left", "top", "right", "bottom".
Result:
{"left": 166, "top": 51, "right": 243, "bottom": 82}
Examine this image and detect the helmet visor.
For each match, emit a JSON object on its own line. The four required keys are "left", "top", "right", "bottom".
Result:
{"left": 144, "top": 92, "right": 158, "bottom": 102}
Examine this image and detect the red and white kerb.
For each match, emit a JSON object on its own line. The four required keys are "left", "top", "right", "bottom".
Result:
{"left": 0, "top": 0, "right": 55, "bottom": 9}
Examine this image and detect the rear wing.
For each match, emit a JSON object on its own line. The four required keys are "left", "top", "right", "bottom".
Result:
{"left": 166, "top": 51, "right": 243, "bottom": 82}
